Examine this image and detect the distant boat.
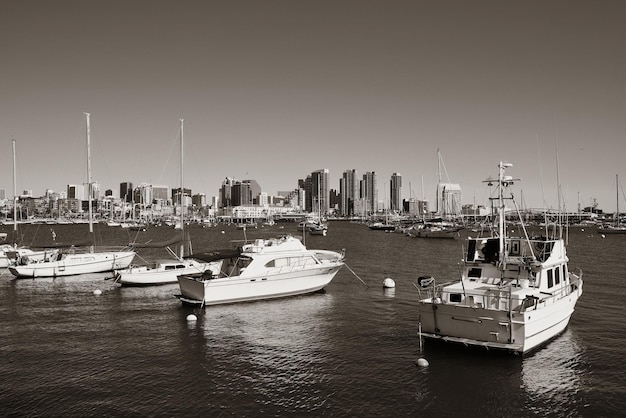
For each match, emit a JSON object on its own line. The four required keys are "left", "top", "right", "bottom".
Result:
{"left": 115, "top": 119, "right": 215, "bottom": 286}
{"left": 176, "top": 235, "right": 345, "bottom": 306}
{"left": 368, "top": 222, "right": 395, "bottom": 232}
{"left": 415, "top": 161, "right": 583, "bottom": 355}
{"left": 9, "top": 113, "right": 135, "bottom": 278}
{"left": 308, "top": 223, "right": 328, "bottom": 236}
{"left": 408, "top": 221, "right": 462, "bottom": 239}
{"left": 598, "top": 174, "right": 626, "bottom": 234}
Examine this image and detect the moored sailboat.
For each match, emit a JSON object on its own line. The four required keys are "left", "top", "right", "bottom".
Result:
{"left": 8, "top": 113, "right": 135, "bottom": 278}
{"left": 598, "top": 174, "right": 626, "bottom": 234}
{"left": 115, "top": 119, "right": 215, "bottom": 286}
{"left": 415, "top": 161, "right": 583, "bottom": 355}
{"left": 2, "top": 139, "right": 59, "bottom": 269}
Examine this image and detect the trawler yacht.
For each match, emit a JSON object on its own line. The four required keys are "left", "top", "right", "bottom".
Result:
{"left": 415, "top": 161, "right": 583, "bottom": 354}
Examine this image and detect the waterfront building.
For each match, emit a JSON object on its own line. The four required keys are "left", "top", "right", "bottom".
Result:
{"left": 361, "top": 171, "right": 378, "bottom": 214}
{"left": 436, "top": 182, "right": 462, "bottom": 216}
{"left": 152, "top": 185, "right": 169, "bottom": 202}
{"left": 120, "top": 182, "right": 133, "bottom": 203}
{"left": 308, "top": 169, "right": 330, "bottom": 215}
{"left": 340, "top": 169, "right": 358, "bottom": 217}
{"left": 390, "top": 173, "right": 402, "bottom": 213}
{"left": 67, "top": 184, "right": 85, "bottom": 201}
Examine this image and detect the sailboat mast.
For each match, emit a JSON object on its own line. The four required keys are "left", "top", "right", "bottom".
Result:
{"left": 180, "top": 119, "right": 186, "bottom": 257}
{"left": 85, "top": 112, "right": 93, "bottom": 234}
{"left": 498, "top": 162, "right": 508, "bottom": 263}
{"left": 615, "top": 174, "right": 620, "bottom": 226}
{"left": 12, "top": 139, "right": 17, "bottom": 235}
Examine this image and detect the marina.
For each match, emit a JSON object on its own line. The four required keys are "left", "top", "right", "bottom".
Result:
{"left": 1, "top": 219, "right": 624, "bottom": 416}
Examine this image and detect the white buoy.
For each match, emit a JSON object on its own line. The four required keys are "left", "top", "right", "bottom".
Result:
{"left": 383, "top": 277, "right": 396, "bottom": 288}
{"left": 93, "top": 289, "right": 102, "bottom": 296}
{"left": 186, "top": 314, "right": 198, "bottom": 322}
{"left": 221, "top": 230, "right": 225, "bottom": 234}
{"left": 601, "top": 234, "right": 606, "bottom": 238}
{"left": 416, "top": 357, "right": 429, "bottom": 367}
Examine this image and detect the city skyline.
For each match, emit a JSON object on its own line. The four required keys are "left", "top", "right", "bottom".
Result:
{"left": 3, "top": 1, "right": 625, "bottom": 213}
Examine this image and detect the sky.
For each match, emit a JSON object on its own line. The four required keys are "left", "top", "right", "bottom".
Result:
{"left": 2, "top": 0, "right": 625, "bottom": 212}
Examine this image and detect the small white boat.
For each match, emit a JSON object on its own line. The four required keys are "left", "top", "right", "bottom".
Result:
{"left": 415, "top": 161, "right": 583, "bottom": 355}
{"left": 176, "top": 235, "right": 345, "bottom": 306}
{"left": 9, "top": 248, "right": 136, "bottom": 277}
{"left": 411, "top": 224, "right": 462, "bottom": 239}
{"left": 115, "top": 257, "right": 218, "bottom": 286}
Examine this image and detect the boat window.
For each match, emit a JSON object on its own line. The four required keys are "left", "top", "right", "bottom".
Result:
{"left": 555, "top": 267, "right": 561, "bottom": 285}
{"left": 466, "top": 240, "right": 477, "bottom": 261}
{"left": 449, "top": 293, "right": 462, "bottom": 303}
{"left": 509, "top": 240, "right": 521, "bottom": 256}
{"left": 547, "top": 269, "right": 554, "bottom": 288}
{"left": 468, "top": 268, "right": 482, "bottom": 278}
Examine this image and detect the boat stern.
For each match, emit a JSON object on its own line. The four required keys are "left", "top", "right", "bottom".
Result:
{"left": 177, "top": 274, "right": 206, "bottom": 304}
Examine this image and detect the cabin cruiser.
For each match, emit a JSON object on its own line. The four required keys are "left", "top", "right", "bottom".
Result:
{"left": 176, "top": 235, "right": 344, "bottom": 306}
{"left": 415, "top": 162, "right": 583, "bottom": 354}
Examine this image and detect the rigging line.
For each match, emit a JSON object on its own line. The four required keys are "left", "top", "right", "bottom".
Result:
{"left": 156, "top": 125, "right": 180, "bottom": 186}
{"left": 536, "top": 134, "right": 548, "bottom": 236}
{"left": 343, "top": 263, "right": 369, "bottom": 288}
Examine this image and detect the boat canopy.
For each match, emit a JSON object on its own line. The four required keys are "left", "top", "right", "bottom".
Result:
{"left": 185, "top": 249, "right": 241, "bottom": 262}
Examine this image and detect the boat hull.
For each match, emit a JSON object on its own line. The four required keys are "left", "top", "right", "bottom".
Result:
{"left": 418, "top": 285, "right": 582, "bottom": 354}
{"left": 178, "top": 264, "right": 342, "bottom": 306}
{"left": 9, "top": 251, "right": 136, "bottom": 278}
{"left": 117, "top": 261, "right": 214, "bottom": 286}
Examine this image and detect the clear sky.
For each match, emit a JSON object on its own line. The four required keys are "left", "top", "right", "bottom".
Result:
{"left": 2, "top": 0, "right": 625, "bottom": 212}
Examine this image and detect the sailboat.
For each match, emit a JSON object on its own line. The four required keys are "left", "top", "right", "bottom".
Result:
{"left": 115, "top": 119, "right": 216, "bottom": 286}
{"left": 411, "top": 149, "right": 462, "bottom": 239}
{"left": 598, "top": 174, "right": 626, "bottom": 234}
{"left": 415, "top": 161, "right": 583, "bottom": 354}
{"left": 8, "top": 113, "right": 136, "bottom": 278}
{"left": 1, "top": 139, "right": 59, "bottom": 268}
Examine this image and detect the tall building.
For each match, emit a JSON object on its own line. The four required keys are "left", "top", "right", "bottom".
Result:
{"left": 120, "top": 182, "right": 133, "bottom": 203}
{"left": 436, "top": 183, "right": 462, "bottom": 216}
{"left": 340, "top": 169, "right": 358, "bottom": 216}
{"left": 220, "top": 177, "right": 236, "bottom": 208}
{"left": 172, "top": 187, "right": 192, "bottom": 205}
{"left": 220, "top": 178, "right": 262, "bottom": 207}
{"left": 67, "top": 184, "right": 85, "bottom": 200}
{"left": 152, "top": 185, "right": 169, "bottom": 202}
{"left": 361, "top": 171, "right": 378, "bottom": 214}
{"left": 390, "top": 173, "right": 402, "bottom": 213}
{"left": 311, "top": 169, "right": 330, "bottom": 214}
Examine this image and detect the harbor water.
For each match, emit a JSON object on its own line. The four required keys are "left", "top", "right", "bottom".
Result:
{"left": 1, "top": 221, "right": 624, "bottom": 417}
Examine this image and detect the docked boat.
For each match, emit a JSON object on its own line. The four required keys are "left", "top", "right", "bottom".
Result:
{"left": 368, "top": 222, "right": 396, "bottom": 232}
{"left": 308, "top": 223, "right": 328, "bottom": 236}
{"left": 597, "top": 174, "right": 626, "bottom": 234}
{"left": 116, "top": 256, "right": 218, "bottom": 286}
{"left": 1, "top": 140, "right": 60, "bottom": 269}
{"left": 8, "top": 113, "right": 136, "bottom": 278}
{"left": 415, "top": 161, "right": 583, "bottom": 355}
{"left": 176, "top": 235, "right": 345, "bottom": 306}
{"left": 409, "top": 222, "right": 463, "bottom": 239}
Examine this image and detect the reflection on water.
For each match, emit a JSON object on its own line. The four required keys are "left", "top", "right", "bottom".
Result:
{"left": 522, "top": 330, "right": 586, "bottom": 415}
{"left": 185, "top": 293, "right": 336, "bottom": 413}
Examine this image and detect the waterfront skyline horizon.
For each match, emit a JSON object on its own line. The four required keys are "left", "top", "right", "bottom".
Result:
{"left": 3, "top": 1, "right": 625, "bottom": 213}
